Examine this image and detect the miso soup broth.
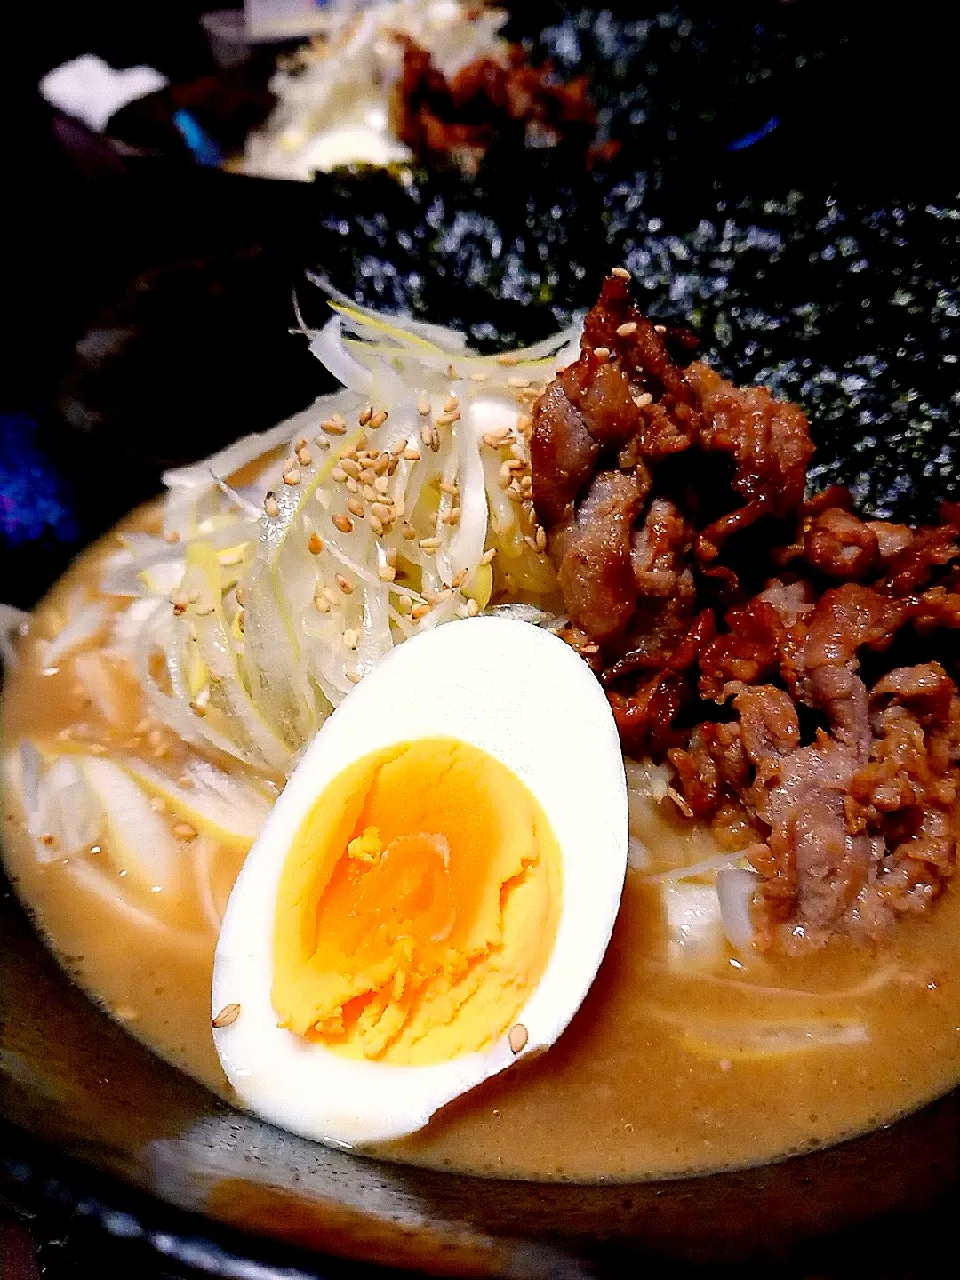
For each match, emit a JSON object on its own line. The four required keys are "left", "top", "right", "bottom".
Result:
{"left": 4, "top": 510, "right": 960, "bottom": 1182}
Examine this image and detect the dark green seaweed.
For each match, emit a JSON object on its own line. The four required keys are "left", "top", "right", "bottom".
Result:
{"left": 308, "top": 7, "right": 959, "bottom": 524}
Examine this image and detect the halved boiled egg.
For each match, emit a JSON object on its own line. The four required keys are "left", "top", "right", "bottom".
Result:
{"left": 212, "top": 616, "right": 627, "bottom": 1147}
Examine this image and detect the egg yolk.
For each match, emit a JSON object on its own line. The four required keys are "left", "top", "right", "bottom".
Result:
{"left": 272, "top": 738, "right": 562, "bottom": 1065}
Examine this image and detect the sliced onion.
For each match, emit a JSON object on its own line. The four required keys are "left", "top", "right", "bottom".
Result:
{"left": 72, "top": 651, "right": 130, "bottom": 728}
{"left": 309, "top": 317, "right": 373, "bottom": 395}
{"left": 121, "top": 756, "right": 270, "bottom": 854}
{"left": 42, "top": 600, "right": 107, "bottom": 664}
{"left": 7, "top": 745, "right": 101, "bottom": 861}
{"left": 43, "top": 756, "right": 101, "bottom": 855}
{"left": 627, "top": 834, "right": 651, "bottom": 870}
{"left": 716, "top": 866, "right": 760, "bottom": 951}
{"left": 65, "top": 857, "right": 209, "bottom": 951}
{"left": 76, "top": 755, "right": 183, "bottom": 897}
{"left": 663, "top": 880, "right": 727, "bottom": 970}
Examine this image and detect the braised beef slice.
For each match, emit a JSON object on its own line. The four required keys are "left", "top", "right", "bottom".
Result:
{"left": 395, "top": 40, "right": 606, "bottom": 170}
{"left": 531, "top": 272, "right": 960, "bottom": 952}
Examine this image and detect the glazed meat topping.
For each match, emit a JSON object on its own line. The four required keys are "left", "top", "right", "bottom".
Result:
{"left": 532, "top": 273, "right": 960, "bottom": 952}
{"left": 395, "top": 39, "right": 611, "bottom": 170}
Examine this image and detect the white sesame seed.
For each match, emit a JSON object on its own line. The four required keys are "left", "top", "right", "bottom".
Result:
{"left": 264, "top": 495, "right": 280, "bottom": 518}
{"left": 482, "top": 428, "right": 511, "bottom": 449}
{"left": 336, "top": 573, "right": 355, "bottom": 595}
{"left": 611, "top": 266, "right": 632, "bottom": 280}
{"left": 283, "top": 467, "right": 301, "bottom": 486}
{"left": 616, "top": 321, "right": 637, "bottom": 337}
{"left": 378, "top": 564, "right": 396, "bottom": 582}
{"left": 213, "top": 1003, "right": 241, "bottom": 1029}
{"left": 466, "top": 597, "right": 480, "bottom": 617}
{"left": 417, "top": 395, "right": 431, "bottom": 417}
{"left": 322, "top": 417, "right": 347, "bottom": 435}
{"left": 343, "top": 629, "right": 359, "bottom": 650}
{"left": 508, "top": 1023, "right": 528, "bottom": 1053}
{"left": 347, "top": 498, "right": 365, "bottom": 519}
{"left": 332, "top": 514, "right": 354, "bottom": 534}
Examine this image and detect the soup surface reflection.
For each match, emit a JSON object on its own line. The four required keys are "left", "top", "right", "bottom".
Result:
{"left": 4, "top": 513, "right": 960, "bottom": 1181}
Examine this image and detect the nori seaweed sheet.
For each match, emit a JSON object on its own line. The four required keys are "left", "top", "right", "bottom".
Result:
{"left": 308, "top": 6, "right": 960, "bottom": 524}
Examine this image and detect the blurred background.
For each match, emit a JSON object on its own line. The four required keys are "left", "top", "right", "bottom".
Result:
{"left": 2, "top": 1, "right": 960, "bottom": 1274}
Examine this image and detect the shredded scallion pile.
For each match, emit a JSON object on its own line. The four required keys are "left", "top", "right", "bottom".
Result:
{"left": 100, "top": 292, "right": 578, "bottom": 777}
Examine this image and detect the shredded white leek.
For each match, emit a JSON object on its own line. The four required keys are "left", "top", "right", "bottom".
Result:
{"left": 96, "top": 291, "right": 576, "bottom": 778}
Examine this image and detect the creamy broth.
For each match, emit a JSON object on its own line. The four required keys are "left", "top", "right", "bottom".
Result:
{"left": 4, "top": 513, "right": 960, "bottom": 1182}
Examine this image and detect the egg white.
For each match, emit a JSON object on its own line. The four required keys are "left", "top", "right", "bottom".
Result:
{"left": 212, "top": 616, "right": 627, "bottom": 1147}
